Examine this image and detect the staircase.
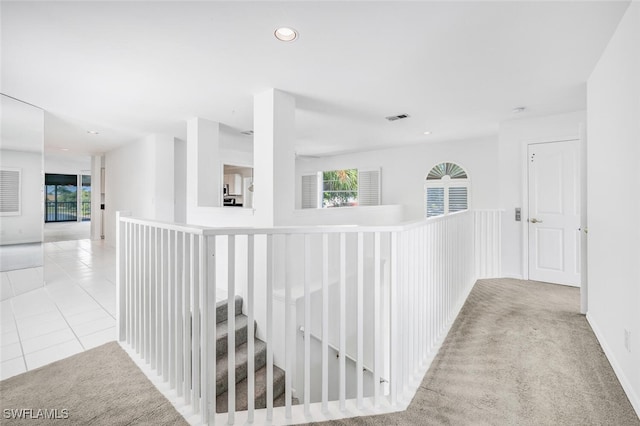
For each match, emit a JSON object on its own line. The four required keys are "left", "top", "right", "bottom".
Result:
{"left": 214, "top": 296, "right": 289, "bottom": 413}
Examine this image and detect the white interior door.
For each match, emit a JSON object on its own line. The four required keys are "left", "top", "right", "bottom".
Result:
{"left": 528, "top": 140, "right": 580, "bottom": 286}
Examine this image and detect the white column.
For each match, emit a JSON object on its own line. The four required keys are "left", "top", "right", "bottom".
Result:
{"left": 186, "top": 118, "right": 221, "bottom": 211}
{"left": 152, "top": 135, "right": 176, "bottom": 222}
{"left": 90, "top": 154, "right": 104, "bottom": 240}
{"left": 253, "top": 89, "right": 295, "bottom": 227}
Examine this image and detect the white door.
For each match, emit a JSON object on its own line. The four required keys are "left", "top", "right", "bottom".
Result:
{"left": 528, "top": 140, "right": 580, "bottom": 286}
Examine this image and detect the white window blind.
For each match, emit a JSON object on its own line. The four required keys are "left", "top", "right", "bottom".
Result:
{"left": 426, "top": 187, "right": 445, "bottom": 217}
{"left": 449, "top": 186, "right": 468, "bottom": 212}
{"left": 358, "top": 168, "right": 380, "bottom": 206}
{"left": 0, "top": 168, "right": 21, "bottom": 216}
{"left": 301, "top": 173, "right": 319, "bottom": 209}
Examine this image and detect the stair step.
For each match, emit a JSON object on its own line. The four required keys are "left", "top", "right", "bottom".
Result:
{"left": 216, "top": 339, "right": 267, "bottom": 396}
{"left": 216, "top": 314, "right": 252, "bottom": 357}
{"left": 273, "top": 392, "right": 300, "bottom": 409}
{"left": 216, "top": 296, "right": 243, "bottom": 324}
{"left": 216, "top": 364, "right": 287, "bottom": 413}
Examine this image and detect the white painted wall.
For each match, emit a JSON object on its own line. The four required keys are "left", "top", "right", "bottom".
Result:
{"left": 0, "top": 150, "right": 43, "bottom": 245}
{"left": 586, "top": 1, "right": 640, "bottom": 416}
{"left": 498, "top": 111, "right": 585, "bottom": 279}
{"left": 104, "top": 134, "right": 175, "bottom": 246}
{"left": 44, "top": 153, "right": 90, "bottom": 175}
{"left": 296, "top": 136, "right": 499, "bottom": 224}
{"left": 184, "top": 120, "right": 256, "bottom": 228}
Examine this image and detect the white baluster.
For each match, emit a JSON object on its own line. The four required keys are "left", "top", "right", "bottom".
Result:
{"left": 227, "top": 235, "right": 236, "bottom": 424}
{"left": 303, "top": 234, "right": 311, "bottom": 416}
{"left": 322, "top": 233, "right": 329, "bottom": 412}
{"left": 247, "top": 234, "right": 255, "bottom": 423}
{"left": 339, "top": 232, "right": 346, "bottom": 411}
{"left": 356, "top": 232, "right": 364, "bottom": 408}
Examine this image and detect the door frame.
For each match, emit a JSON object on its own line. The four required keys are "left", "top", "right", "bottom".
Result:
{"left": 520, "top": 136, "right": 584, "bottom": 286}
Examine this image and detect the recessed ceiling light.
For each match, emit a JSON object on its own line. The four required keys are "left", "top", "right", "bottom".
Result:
{"left": 512, "top": 107, "right": 526, "bottom": 114}
{"left": 87, "top": 130, "right": 99, "bottom": 135}
{"left": 61, "top": 148, "right": 69, "bottom": 151}
{"left": 274, "top": 27, "right": 298, "bottom": 42}
{"left": 424, "top": 131, "right": 432, "bottom": 135}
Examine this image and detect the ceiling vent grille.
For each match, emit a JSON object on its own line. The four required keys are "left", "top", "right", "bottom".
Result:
{"left": 385, "top": 114, "right": 410, "bottom": 122}
{"left": 240, "top": 130, "right": 254, "bottom": 136}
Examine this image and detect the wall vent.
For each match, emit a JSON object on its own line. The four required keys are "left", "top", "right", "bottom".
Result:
{"left": 240, "top": 130, "right": 254, "bottom": 136}
{"left": 385, "top": 114, "right": 410, "bottom": 122}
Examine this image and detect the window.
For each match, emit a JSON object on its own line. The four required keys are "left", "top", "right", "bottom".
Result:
{"left": 45, "top": 173, "right": 78, "bottom": 222}
{"left": 323, "top": 169, "right": 358, "bottom": 208}
{"left": 425, "top": 162, "right": 469, "bottom": 217}
{"left": 301, "top": 168, "right": 380, "bottom": 209}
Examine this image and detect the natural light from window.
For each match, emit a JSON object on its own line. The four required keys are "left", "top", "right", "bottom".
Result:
{"left": 425, "top": 162, "right": 469, "bottom": 218}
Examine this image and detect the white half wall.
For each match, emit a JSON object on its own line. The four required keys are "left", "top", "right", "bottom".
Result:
{"left": 296, "top": 136, "right": 499, "bottom": 224}
{"left": 498, "top": 111, "right": 586, "bottom": 279}
{"left": 104, "top": 134, "right": 175, "bottom": 246}
{"left": 587, "top": 1, "right": 640, "bottom": 416}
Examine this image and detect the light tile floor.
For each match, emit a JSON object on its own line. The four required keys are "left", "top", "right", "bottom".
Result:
{"left": 0, "top": 239, "right": 116, "bottom": 380}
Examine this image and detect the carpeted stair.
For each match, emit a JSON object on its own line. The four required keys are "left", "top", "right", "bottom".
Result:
{"left": 214, "top": 296, "right": 289, "bottom": 413}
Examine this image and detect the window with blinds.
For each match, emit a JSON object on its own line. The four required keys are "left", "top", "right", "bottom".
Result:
{"left": 426, "top": 187, "right": 445, "bottom": 217}
{"left": 0, "top": 168, "right": 21, "bottom": 216}
{"left": 424, "top": 163, "right": 469, "bottom": 217}
{"left": 300, "top": 168, "right": 381, "bottom": 209}
{"left": 449, "top": 187, "right": 468, "bottom": 212}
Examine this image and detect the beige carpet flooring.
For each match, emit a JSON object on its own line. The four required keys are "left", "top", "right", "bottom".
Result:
{"left": 0, "top": 342, "right": 187, "bottom": 425}
{"left": 1, "top": 279, "right": 638, "bottom": 425}
{"left": 312, "top": 278, "right": 640, "bottom": 425}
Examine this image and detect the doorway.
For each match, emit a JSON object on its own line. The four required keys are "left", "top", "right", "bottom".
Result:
{"left": 45, "top": 174, "right": 78, "bottom": 222}
{"left": 527, "top": 140, "right": 580, "bottom": 286}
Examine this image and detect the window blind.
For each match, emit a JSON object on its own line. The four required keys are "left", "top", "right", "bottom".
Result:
{"left": 426, "top": 187, "right": 445, "bottom": 217}
{"left": 358, "top": 169, "right": 380, "bottom": 206}
{"left": 301, "top": 173, "right": 318, "bottom": 209}
{"left": 0, "top": 169, "right": 21, "bottom": 215}
{"left": 449, "top": 186, "right": 468, "bottom": 212}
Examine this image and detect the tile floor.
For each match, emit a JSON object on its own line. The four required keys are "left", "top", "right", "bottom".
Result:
{"left": 0, "top": 239, "right": 117, "bottom": 380}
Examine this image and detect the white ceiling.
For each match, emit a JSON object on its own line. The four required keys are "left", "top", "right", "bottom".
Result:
{"left": 1, "top": 1, "right": 630, "bottom": 157}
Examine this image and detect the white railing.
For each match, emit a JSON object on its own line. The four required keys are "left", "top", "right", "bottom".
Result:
{"left": 116, "top": 209, "right": 501, "bottom": 425}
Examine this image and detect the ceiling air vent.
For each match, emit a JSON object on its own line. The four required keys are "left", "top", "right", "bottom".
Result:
{"left": 240, "top": 130, "right": 254, "bottom": 136}
{"left": 385, "top": 114, "right": 410, "bottom": 122}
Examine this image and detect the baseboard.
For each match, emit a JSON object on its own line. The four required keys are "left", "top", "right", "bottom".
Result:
{"left": 501, "top": 273, "right": 524, "bottom": 280}
{"left": 586, "top": 312, "right": 640, "bottom": 419}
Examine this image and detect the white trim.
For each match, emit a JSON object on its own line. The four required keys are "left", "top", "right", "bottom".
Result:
{"left": 586, "top": 312, "right": 640, "bottom": 418}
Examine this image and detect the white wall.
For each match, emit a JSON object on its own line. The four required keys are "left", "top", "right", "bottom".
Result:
{"left": 44, "top": 153, "right": 90, "bottom": 175}
{"left": 586, "top": 1, "right": 640, "bottom": 416}
{"left": 296, "top": 136, "right": 499, "bottom": 224}
{"left": 185, "top": 123, "right": 256, "bottom": 228}
{"left": 0, "top": 150, "right": 43, "bottom": 245}
{"left": 104, "top": 134, "right": 175, "bottom": 246}
{"left": 498, "top": 111, "right": 586, "bottom": 279}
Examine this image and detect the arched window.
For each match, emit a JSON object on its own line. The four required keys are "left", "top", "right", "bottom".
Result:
{"left": 425, "top": 162, "right": 470, "bottom": 217}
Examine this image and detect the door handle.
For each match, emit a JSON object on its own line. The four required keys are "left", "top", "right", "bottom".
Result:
{"left": 530, "top": 218, "right": 543, "bottom": 224}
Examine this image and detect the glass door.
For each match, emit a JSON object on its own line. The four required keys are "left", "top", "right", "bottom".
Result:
{"left": 45, "top": 174, "right": 78, "bottom": 222}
